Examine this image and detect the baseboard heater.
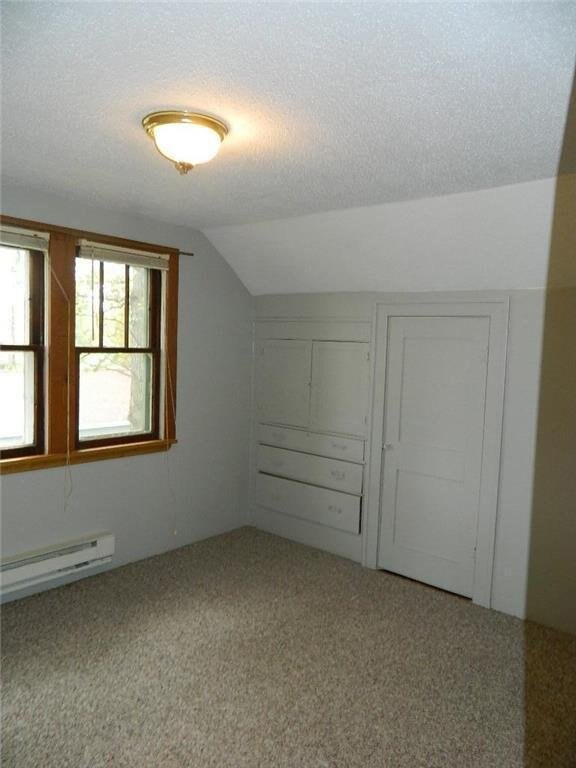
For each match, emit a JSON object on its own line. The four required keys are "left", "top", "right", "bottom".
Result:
{"left": 0, "top": 533, "right": 114, "bottom": 596}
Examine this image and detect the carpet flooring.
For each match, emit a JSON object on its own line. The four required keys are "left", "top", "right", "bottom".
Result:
{"left": 2, "top": 527, "right": 576, "bottom": 768}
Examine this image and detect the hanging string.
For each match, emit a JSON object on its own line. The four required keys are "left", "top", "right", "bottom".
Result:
{"left": 47, "top": 250, "right": 183, "bottom": 534}
{"left": 47, "top": 252, "right": 74, "bottom": 508}
{"left": 164, "top": 302, "right": 179, "bottom": 536}
{"left": 165, "top": 250, "right": 192, "bottom": 535}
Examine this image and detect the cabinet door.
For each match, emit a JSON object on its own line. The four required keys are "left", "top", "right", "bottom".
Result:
{"left": 310, "top": 342, "right": 370, "bottom": 437}
{"left": 255, "top": 340, "right": 312, "bottom": 427}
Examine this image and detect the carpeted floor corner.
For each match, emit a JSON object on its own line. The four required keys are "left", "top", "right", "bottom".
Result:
{"left": 2, "top": 527, "right": 575, "bottom": 767}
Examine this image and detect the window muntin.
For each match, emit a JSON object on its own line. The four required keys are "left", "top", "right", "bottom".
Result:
{"left": 74, "top": 256, "right": 161, "bottom": 447}
{"left": 0, "top": 246, "right": 44, "bottom": 457}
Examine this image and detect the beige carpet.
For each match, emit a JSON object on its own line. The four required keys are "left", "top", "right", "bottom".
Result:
{"left": 2, "top": 527, "right": 575, "bottom": 768}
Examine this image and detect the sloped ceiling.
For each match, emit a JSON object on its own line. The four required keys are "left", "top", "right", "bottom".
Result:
{"left": 2, "top": 2, "right": 575, "bottom": 232}
{"left": 205, "top": 176, "right": 576, "bottom": 294}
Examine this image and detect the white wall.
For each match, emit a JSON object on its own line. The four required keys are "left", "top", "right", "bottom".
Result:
{"left": 0, "top": 184, "right": 254, "bottom": 598}
{"left": 255, "top": 290, "right": 546, "bottom": 621}
{"left": 205, "top": 177, "right": 569, "bottom": 295}
{"left": 492, "top": 291, "right": 545, "bottom": 618}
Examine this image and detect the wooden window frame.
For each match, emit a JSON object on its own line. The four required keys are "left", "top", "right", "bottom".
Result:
{"left": 0, "top": 216, "right": 179, "bottom": 474}
{"left": 0, "top": 248, "right": 45, "bottom": 459}
{"left": 75, "top": 261, "right": 162, "bottom": 449}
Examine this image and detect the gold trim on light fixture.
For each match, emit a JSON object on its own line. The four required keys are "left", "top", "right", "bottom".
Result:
{"left": 142, "top": 111, "right": 229, "bottom": 174}
{"left": 142, "top": 111, "right": 228, "bottom": 141}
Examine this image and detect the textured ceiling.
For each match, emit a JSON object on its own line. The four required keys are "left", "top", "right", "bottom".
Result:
{"left": 1, "top": 2, "right": 575, "bottom": 230}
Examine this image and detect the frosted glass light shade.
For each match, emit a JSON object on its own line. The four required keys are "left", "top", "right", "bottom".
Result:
{"left": 152, "top": 123, "right": 222, "bottom": 165}
{"left": 142, "top": 111, "right": 228, "bottom": 174}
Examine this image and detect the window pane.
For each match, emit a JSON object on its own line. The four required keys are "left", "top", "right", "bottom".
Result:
{"left": 75, "top": 257, "right": 100, "bottom": 346}
{"left": 78, "top": 352, "right": 153, "bottom": 441}
{"left": 0, "top": 350, "right": 35, "bottom": 449}
{"left": 0, "top": 247, "right": 30, "bottom": 345}
{"left": 128, "top": 266, "right": 149, "bottom": 347}
{"left": 102, "top": 262, "right": 126, "bottom": 347}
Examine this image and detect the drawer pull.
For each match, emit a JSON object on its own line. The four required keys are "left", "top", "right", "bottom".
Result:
{"left": 330, "top": 470, "right": 346, "bottom": 480}
{"left": 272, "top": 432, "right": 286, "bottom": 442}
{"left": 328, "top": 504, "right": 343, "bottom": 515}
{"left": 270, "top": 459, "right": 284, "bottom": 467}
{"left": 330, "top": 442, "right": 348, "bottom": 451}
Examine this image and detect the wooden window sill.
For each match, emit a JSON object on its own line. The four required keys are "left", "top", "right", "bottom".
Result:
{"left": 0, "top": 439, "right": 177, "bottom": 475}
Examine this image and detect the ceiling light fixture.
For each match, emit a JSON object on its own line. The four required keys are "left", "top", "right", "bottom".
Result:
{"left": 142, "top": 111, "right": 228, "bottom": 174}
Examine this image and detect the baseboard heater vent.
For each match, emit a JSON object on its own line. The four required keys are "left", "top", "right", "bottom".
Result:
{"left": 0, "top": 533, "right": 114, "bottom": 596}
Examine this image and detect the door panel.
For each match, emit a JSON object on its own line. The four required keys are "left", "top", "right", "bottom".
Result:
{"left": 378, "top": 317, "right": 489, "bottom": 597}
{"left": 255, "top": 340, "right": 312, "bottom": 427}
{"left": 310, "top": 342, "right": 370, "bottom": 437}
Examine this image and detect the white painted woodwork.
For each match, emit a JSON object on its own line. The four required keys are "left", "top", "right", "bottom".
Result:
{"left": 255, "top": 335, "right": 370, "bottom": 438}
{"left": 258, "top": 424, "right": 364, "bottom": 463}
{"left": 377, "top": 316, "right": 490, "bottom": 597}
{"left": 310, "top": 342, "right": 370, "bottom": 437}
{"left": 257, "top": 445, "right": 363, "bottom": 495}
{"left": 255, "top": 320, "right": 371, "bottom": 342}
{"left": 256, "top": 473, "right": 360, "bottom": 534}
{"left": 255, "top": 340, "right": 312, "bottom": 427}
{"left": 252, "top": 506, "right": 364, "bottom": 562}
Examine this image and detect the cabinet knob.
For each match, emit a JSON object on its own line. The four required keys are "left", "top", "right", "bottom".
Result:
{"left": 382, "top": 443, "right": 394, "bottom": 451}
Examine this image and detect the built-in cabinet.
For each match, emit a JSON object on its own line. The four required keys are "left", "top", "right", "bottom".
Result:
{"left": 252, "top": 323, "right": 371, "bottom": 555}
{"left": 255, "top": 339, "right": 370, "bottom": 436}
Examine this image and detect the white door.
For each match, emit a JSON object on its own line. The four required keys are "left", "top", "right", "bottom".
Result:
{"left": 377, "top": 317, "right": 489, "bottom": 597}
{"left": 255, "top": 340, "right": 312, "bottom": 427}
{"left": 310, "top": 342, "right": 370, "bottom": 437}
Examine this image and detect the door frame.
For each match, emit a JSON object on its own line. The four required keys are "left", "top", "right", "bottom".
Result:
{"left": 362, "top": 298, "right": 509, "bottom": 608}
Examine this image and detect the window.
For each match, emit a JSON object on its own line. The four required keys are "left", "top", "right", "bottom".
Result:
{"left": 75, "top": 245, "right": 165, "bottom": 447}
{"left": 0, "top": 231, "right": 47, "bottom": 458}
{"left": 0, "top": 218, "right": 179, "bottom": 473}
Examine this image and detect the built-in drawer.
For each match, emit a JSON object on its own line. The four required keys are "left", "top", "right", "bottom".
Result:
{"left": 257, "top": 445, "right": 363, "bottom": 494}
{"left": 256, "top": 473, "right": 361, "bottom": 534}
{"left": 258, "top": 424, "right": 364, "bottom": 463}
